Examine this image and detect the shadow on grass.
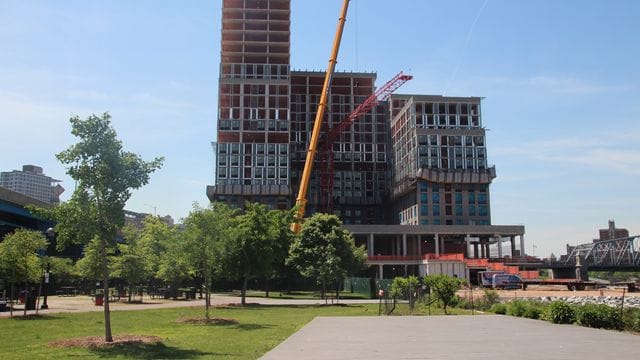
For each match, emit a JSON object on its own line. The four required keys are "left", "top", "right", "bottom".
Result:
{"left": 10, "top": 314, "right": 61, "bottom": 321}
{"left": 217, "top": 304, "right": 366, "bottom": 311}
{"left": 89, "top": 342, "right": 221, "bottom": 359}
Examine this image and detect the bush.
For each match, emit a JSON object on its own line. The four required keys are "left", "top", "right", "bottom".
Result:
{"left": 576, "top": 304, "right": 622, "bottom": 330}
{"left": 623, "top": 308, "right": 640, "bottom": 333}
{"left": 543, "top": 301, "right": 575, "bottom": 324}
{"left": 482, "top": 289, "right": 500, "bottom": 307}
{"left": 489, "top": 303, "right": 507, "bottom": 315}
{"left": 523, "top": 304, "right": 543, "bottom": 320}
{"left": 506, "top": 300, "right": 528, "bottom": 317}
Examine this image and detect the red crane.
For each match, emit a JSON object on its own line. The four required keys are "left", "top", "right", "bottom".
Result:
{"left": 318, "top": 71, "right": 413, "bottom": 212}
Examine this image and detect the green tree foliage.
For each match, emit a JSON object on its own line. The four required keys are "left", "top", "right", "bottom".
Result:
{"left": 423, "top": 274, "right": 464, "bottom": 314}
{"left": 223, "top": 202, "right": 287, "bottom": 305}
{"left": 0, "top": 229, "right": 48, "bottom": 316}
{"left": 287, "top": 213, "right": 366, "bottom": 299}
{"left": 46, "top": 113, "right": 163, "bottom": 342}
{"left": 182, "top": 202, "right": 238, "bottom": 316}
{"left": 137, "top": 216, "right": 176, "bottom": 284}
{"left": 111, "top": 226, "right": 149, "bottom": 302}
{"left": 389, "top": 276, "right": 421, "bottom": 313}
{"left": 47, "top": 257, "right": 81, "bottom": 286}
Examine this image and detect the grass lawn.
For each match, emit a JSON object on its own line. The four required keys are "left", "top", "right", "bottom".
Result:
{"left": 0, "top": 303, "right": 470, "bottom": 359}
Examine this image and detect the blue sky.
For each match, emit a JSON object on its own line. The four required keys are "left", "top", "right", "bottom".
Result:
{"left": 1, "top": 0, "right": 638, "bottom": 257}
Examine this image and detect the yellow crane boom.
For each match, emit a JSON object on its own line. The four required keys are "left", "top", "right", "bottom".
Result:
{"left": 291, "top": 0, "right": 350, "bottom": 233}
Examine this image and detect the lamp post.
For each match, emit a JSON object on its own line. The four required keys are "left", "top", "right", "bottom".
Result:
{"left": 41, "top": 227, "right": 55, "bottom": 310}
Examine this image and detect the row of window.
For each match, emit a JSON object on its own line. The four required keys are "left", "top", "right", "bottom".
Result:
{"left": 219, "top": 143, "right": 288, "bottom": 155}
{"left": 217, "top": 166, "right": 289, "bottom": 180}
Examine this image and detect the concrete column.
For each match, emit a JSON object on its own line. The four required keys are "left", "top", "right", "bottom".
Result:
{"left": 404, "top": 265, "right": 408, "bottom": 277}
{"left": 368, "top": 233, "right": 374, "bottom": 257}
{"left": 434, "top": 233, "right": 440, "bottom": 256}
{"left": 402, "top": 233, "right": 407, "bottom": 257}
{"left": 440, "top": 236, "right": 445, "bottom": 255}
{"left": 486, "top": 243, "right": 491, "bottom": 259}
{"left": 510, "top": 236, "right": 516, "bottom": 257}
{"left": 418, "top": 234, "right": 423, "bottom": 258}
{"left": 497, "top": 235, "right": 503, "bottom": 258}
{"left": 520, "top": 235, "right": 525, "bottom": 256}
{"left": 473, "top": 243, "right": 479, "bottom": 258}
{"left": 480, "top": 240, "right": 485, "bottom": 258}
{"left": 378, "top": 264, "right": 383, "bottom": 279}
{"left": 465, "top": 234, "right": 471, "bottom": 258}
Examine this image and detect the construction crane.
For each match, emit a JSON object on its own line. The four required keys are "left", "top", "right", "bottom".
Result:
{"left": 291, "top": 0, "right": 350, "bottom": 233}
{"left": 318, "top": 71, "right": 413, "bottom": 212}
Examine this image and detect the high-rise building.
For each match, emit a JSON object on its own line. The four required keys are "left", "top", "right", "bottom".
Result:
{"left": 207, "top": 0, "right": 292, "bottom": 209}
{"left": 0, "top": 165, "right": 64, "bottom": 205}
{"left": 208, "top": 0, "right": 526, "bottom": 280}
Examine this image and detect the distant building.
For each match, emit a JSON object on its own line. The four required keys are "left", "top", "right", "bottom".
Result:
{"left": 123, "top": 210, "right": 175, "bottom": 230}
{"left": 596, "top": 220, "right": 629, "bottom": 241}
{"left": 0, "top": 165, "right": 64, "bottom": 205}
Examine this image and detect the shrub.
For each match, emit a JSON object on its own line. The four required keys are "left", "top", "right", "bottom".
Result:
{"left": 506, "top": 300, "right": 528, "bottom": 317}
{"left": 543, "top": 301, "right": 575, "bottom": 324}
{"left": 482, "top": 289, "right": 500, "bottom": 307}
{"left": 623, "top": 308, "right": 640, "bottom": 333}
{"left": 490, "top": 303, "right": 507, "bottom": 315}
{"left": 523, "top": 304, "right": 543, "bottom": 320}
{"left": 576, "top": 304, "right": 622, "bottom": 330}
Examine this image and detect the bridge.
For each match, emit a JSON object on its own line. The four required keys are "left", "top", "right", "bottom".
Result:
{"left": 559, "top": 235, "right": 640, "bottom": 269}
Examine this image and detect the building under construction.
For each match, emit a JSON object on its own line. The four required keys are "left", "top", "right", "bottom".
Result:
{"left": 207, "top": 0, "right": 527, "bottom": 281}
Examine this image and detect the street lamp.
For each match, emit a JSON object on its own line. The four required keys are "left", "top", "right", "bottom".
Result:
{"left": 41, "top": 227, "right": 55, "bottom": 309}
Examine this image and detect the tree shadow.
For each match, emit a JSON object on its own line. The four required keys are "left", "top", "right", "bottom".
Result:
{"left": 10, "top": 314, "right": 61, "bottom": 321}
{"left": 233, "top": 323, "right": 273, "bottom": 331}
{"left": 89, "top": 342, "right": 221, "bottom": 359}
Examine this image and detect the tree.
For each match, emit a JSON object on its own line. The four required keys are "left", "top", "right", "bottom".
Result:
{"left": 182, "top": 202, "right": 237, "bottom": 317}
{"left": 47, "top": 113, "right": 163, "bottom": 342}
{"left": 287, "top": 213, "right": 366, "bottom": 299}
{"left": 222, "top": 202, "right": 284, "bottom": 305}
{"left": 0, "top": 229, "right": 48, "bottom": 316}
{"left": 137, "top": 216, "right": 176, "bottom": 289}
{"left": 423, "top": 274, "right": 465, "bottom": 314}
{"left": 111, "top": 226, "right": 149, "bottom": 302}
{"left": 389, "top": 276, "right": 421, "bottom": 312}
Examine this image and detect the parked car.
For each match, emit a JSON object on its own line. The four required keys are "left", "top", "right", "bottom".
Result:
{"left": 492, "top": 274, "right": 524, "bottom": 290}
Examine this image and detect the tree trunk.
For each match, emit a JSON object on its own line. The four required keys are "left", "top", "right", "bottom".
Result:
{"left": 128, "top": 285, "right": 132, "bottom": 303}
{"left": 265, "top": 278, "right": 269, "bottom": 298}
{"left": 321, "top": 281, "right": 326, "bottom": 300}
{"left": 204, "top": 276, "right": 210, "bottom": 319}
{"left": 100, "top": 243, "right": 113, "bottom": 342}
{"left": 23, "top": 279, "right": 28, "bottom": 317}
{"left": 241, "top": 277, "right": 248, "bottom": 305}
{"left": 9, "top": 283, "right": 14, "bottom": 318}
{"left": 335, "top": 279, "right": 340, "bottom": 301}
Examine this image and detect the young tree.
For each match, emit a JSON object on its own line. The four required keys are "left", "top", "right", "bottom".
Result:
{"left": 137, "top": 216, "right": 176, "bottom": 290}
{"left": 287, "top": 213, "right": 366, "bottom": 299}
{"left": 423, "top": 274, "right": 465, "bottom": 314}
{"left": 0, "top": 229, "right": 48, "bottom": 316}
{"left": 47, "top": 113, "right": 163, "bottom": 342}
{"left": 182, "top": 202, "right": 237, "bottom": 317}
{"left": 111, "top": 231, "right": 148, "bottom": 302}
{"left": 222, "top": 202, "right": 283, "bottom": 305}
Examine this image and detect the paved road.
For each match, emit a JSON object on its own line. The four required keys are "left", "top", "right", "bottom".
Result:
{"left": 260, "top": 315, "right": 640, "bottom": 360}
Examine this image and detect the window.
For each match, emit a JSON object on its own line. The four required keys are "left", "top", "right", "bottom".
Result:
{"left": 469, "top": 205, "right": 476, "bottom": 216}
{"left": 432, "top": 192, "right": 440, "bottom": 203}
{"left": 421, "top": 204, "right": 428, "bottom": 216}
{"left": 455, "top": 205, "right": 463, "bottom": 216}
{"left": 432, "top": 205, "right": 440, "bottom": 216}
{"left": 478, "top": 205, "right": 488, "bottom": 216}
{"left": 420, "top": 193, "right": 428, "bottom": 203}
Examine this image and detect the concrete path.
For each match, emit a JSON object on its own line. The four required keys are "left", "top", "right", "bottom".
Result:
{"left": 0, "top": 294, "right": 377, "bottom": 317}
{"left": 260, "top": 315, "right": 640, "bottom": 360}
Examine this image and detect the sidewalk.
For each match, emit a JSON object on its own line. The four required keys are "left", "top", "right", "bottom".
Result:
{"left": 260, "top": 315, "right": 640, "bottom": 359}
{"left": 0, "top": 294, "right": 377, "bottom": 317}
